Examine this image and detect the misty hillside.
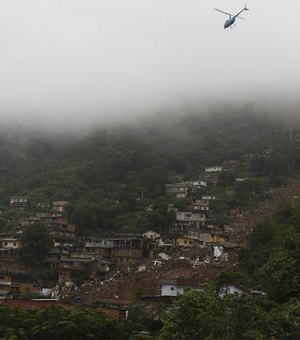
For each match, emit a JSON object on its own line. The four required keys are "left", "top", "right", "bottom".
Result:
{"left": 1, "top": 108, "right": 300, "bottom": 233}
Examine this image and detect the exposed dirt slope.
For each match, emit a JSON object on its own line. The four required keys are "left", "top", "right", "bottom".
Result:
{"left": 232, "top": 178, "right": 300, "bottom": 245}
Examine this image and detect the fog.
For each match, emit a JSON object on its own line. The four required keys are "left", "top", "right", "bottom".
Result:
{"left": 0, "top": 0, "right": 299, "bottom": 131}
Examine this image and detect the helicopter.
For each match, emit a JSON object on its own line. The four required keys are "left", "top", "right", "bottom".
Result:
{"left": 215, "top": 5, "right": 249, "bottom": 29}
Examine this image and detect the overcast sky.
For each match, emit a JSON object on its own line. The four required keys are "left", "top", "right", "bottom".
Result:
{"left": 0, "top": 0, "right": 299, "bottom": 130}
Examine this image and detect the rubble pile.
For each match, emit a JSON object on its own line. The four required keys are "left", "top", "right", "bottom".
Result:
{"left": 60, "top": 245, "right": 239, "bottom": 304}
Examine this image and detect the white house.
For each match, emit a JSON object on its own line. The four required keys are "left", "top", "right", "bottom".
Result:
{"left": 160, "top": 279, "right": 203, "bottom": 297}
{"left": 202, "top": 195, "right": 216, "bottom": 200}
{"left": 192, "top": 181, "right": 207, "bottom": 189}
{"left": 10, "top": 197, "right": 28, "bottom": 209}
{"left": 1, "top": 238, "right": 20, "bottom": 249}
{"left": 205, "top": 166, "right": 223, "bottom": 172}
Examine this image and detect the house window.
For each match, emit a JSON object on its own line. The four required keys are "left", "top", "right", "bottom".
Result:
{"left": 13, "top": 243, "right": 16, "bottom": 246}
{"left": 170, "top": 287, "right": 175, "bottom": 291}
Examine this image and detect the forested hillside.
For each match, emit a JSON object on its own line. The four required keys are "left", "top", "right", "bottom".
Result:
{"left": 1, "top": 107, "right": 300, "bottom": 234}
{"left": 2, "top": 108, "right": 300, "bottom": 339}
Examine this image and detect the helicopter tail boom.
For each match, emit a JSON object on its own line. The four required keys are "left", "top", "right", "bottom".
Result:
{"left": 234, "top": 6, "right": 249, "bottom": 19}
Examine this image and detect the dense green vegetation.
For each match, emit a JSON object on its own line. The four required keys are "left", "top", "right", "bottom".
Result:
{"left": 1, "top": 108, "right": 300, "bottom": 235}
{"left": 157, "top": 200, "right": 300, "bottom": 339}
{"left": 158, "top": 289, "right": 300, "bottom": 339}
{"left": 239, "top": 201, "right": 300, "bottom": 303}
{"left": 0, "top": 305, "right": 136, "bottom": 339}
{"left": 18, "top": 223, "right": 53, "bottom": 265}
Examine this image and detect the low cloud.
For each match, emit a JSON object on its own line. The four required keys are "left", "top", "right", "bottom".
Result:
{"left": 0, "top": 1, "right": 299, "bottom": 131}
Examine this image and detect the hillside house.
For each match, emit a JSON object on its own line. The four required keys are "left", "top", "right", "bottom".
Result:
{"left": 166, "top": 182, "right": 190, "bottom": 198}
{"left": 143, "top": 230, "right": 161, "bottom": 239}
{"left": 209, "top": 233, "right": 225, "bottom": 244}
{"left": 189, "top": 199, "right": 209, "bottom": 212}
{"left": 0, "top": 275, "right": 39, "bottom": 297}
{"left": 10, "top": 197, "right": 28, "bottom": 209}
{"left": 58, "top": 257, "right": 115, "bottom": 283}
{"left": 191, "top": 181, "right": 207, "bottom": 189}
{"left": 110, "top": 235, "right": 144, "bottom": 264}
{"left": 199, "top": 175, "right": 220, "bottom": 185}
{"left": 158, "top": 235, "right": 174, "bottom": 250}
{"left": 186, "top": 231, "right": 210, "bottom": 243}
{"left": 0, "top": 238, "right": 20, "bottom": 256}
{"left": 84, "top": 234, "right": 144, "bottom": 264}
{"left": 19, "top": 213, "right": 67, "bottom": 229}
{"left": 202, "top": 195, "right": 216, "bottom": 200}
{"left": 166, "top": 181, "right": 207, "bottom": 199}
{"left": 0, "top": 275, "right": 14, "bottom": 296}
{"left": 175, "top": 237, "right": 197, "bottom": 248}
{"left": 58, "top": 257, "right": 93, "bottom": 283}
{"left": 143, "top": 231, "right": 161, "bottom": 256}
{"left": 171, "top": 212, "right": 207, "bottom": 233}
{"left": 205, "top": 166, "right": 223, "bottom": 172}
{"left": 0, "top": 238, "right": 20, "bottom": 249}
{"left": 52, "top": 201, "right": 69, "bottom": 213}
{"left": 84, "top": 237, "right": 114, "bottom": 260}
{"left": 49, "top": 224, "right": 76, "bottom": 251}
{"left": 160, "top": 278, "right": 203, "bottom": 297}
{"left": 178, "top": 230, "right": 223, "bottom": 247}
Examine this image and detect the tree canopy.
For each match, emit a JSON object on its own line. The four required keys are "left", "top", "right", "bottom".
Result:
{"left": 19, "top": 223, "right": 53, "bottom": 265}
{"left": 0, "top": 305, "right": 136, "bottom": 339}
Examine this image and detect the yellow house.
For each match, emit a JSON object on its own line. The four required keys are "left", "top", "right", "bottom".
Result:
{"left": 176, "top": 237, "right": 195, "bottom": 248}
{"left": 208, "top": 234, "right": 225, "bottom": 244}
{"left": 0, "top": 275, "right": 11, "bottom": 294}
{"left": 0, "top": 275, "right": 39, "bottom": 296}
{"left": 18, "top": 282, "right": 39, "bottom": 295}
{"left": 142, "top": 230, "right": 160, "bottom": 239}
